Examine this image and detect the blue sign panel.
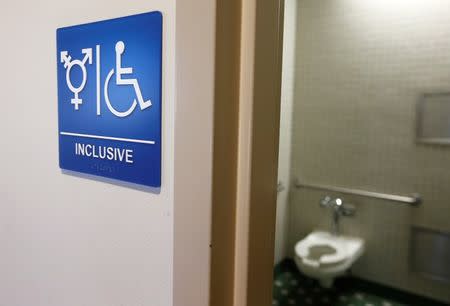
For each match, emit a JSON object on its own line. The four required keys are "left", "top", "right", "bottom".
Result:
{"left": 57, "top": 12, "right": 162, "bottom": 187}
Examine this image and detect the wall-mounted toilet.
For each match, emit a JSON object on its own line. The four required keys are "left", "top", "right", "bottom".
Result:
{"left": 294, "top": 231, "right": 364, "bottom": 288}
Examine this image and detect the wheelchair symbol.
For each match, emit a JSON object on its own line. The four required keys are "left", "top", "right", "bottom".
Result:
{"left": 60, "top": 41, "right": 151, "bottom": 117}
{"left": 104, "top": 41, "right": 152, "bottom": 117}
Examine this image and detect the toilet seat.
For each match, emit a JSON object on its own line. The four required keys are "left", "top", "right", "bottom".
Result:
{"left": 295, "top": 236, "right": 348, "bottom": 267}
{"left": 293, "top": 231, "right": 365, "bottom": 288}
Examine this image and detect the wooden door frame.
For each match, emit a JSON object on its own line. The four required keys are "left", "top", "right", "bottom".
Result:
{"left": 209, "top": 0, "right": 285, "bottom": 306}
{"left": 236, "top": 1, "right": 285, "bottom": 306}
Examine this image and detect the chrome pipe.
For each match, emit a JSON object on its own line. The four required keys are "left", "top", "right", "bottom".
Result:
{"left": 277, "top": 181, "right": 285, "bottom": 193}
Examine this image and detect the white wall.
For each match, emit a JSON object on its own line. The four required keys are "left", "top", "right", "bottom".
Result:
{"left": 274, "top": 0, "right": 296, "bottom": 265}
{"left": 0, "top": 1, "right": 215, "bottom": 306}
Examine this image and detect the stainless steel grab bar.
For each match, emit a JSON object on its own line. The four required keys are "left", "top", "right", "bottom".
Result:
{"left": 295, "top": 179, "right": 421, "bottom": 206}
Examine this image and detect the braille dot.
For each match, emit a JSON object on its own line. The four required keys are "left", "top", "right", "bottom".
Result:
{"left": 275, "top": 280, "right": 283, "bottom": 287}
{"left": 382, "top": 302, "right": 392, "bottom": 306}
{"left": 290, "top": 279, "right": 298, "bottom": 286}
{"left": 281, "top": 289, "right": 289, "bottom": 296}
{"left": 272, "top": 299, "right": 279, "bottom": 306}
{"left": 288, "top": 298, "right": 295, "bottom": 305}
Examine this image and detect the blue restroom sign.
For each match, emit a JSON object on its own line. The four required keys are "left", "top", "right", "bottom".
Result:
{"left": 57, "top": 12, "right": 162, "bottom": 187}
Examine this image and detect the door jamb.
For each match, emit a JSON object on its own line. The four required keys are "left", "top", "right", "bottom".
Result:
{"left": 234, "top": 1, "right": 285, "bottom": 306}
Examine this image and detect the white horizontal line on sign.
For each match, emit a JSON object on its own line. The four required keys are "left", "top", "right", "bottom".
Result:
{"left": 60, "top": 132, "right": 156, "bottom": 145}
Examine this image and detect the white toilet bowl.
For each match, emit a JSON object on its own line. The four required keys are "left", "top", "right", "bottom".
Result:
{"left": 294, "top": 231, "right": 364, "bottom": 288}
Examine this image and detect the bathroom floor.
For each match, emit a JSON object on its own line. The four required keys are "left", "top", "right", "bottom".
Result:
{"left": 273, "top": 260, "right": 405, "bottom": 306}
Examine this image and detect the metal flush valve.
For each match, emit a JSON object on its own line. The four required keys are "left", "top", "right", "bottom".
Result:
{"left": 319, "top": 196, "right": 356, "bottom": 235}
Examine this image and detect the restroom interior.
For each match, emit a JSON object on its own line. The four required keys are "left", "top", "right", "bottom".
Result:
{"left": 274, "top": 1, "right": 450, "bottom": 305}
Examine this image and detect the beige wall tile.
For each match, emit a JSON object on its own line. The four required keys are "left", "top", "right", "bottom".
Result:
{"left": 288, "top": 0, "right": 450, "bottom": 303}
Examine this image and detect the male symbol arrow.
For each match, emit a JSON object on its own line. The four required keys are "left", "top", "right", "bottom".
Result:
{"left": 81, "top": 48, "right": 93, "bottom": 65}
{"left": 60, "top": 48, "right": 92, "bottom": 68}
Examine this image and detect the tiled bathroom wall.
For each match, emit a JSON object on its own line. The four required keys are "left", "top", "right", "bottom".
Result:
{"left": 288, "top": 0, "right": 450, "bottom": 303}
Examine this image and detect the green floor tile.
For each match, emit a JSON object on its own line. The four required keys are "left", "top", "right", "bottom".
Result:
{"left": 273, "top": 260, "right": 406, "bottom": 306}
